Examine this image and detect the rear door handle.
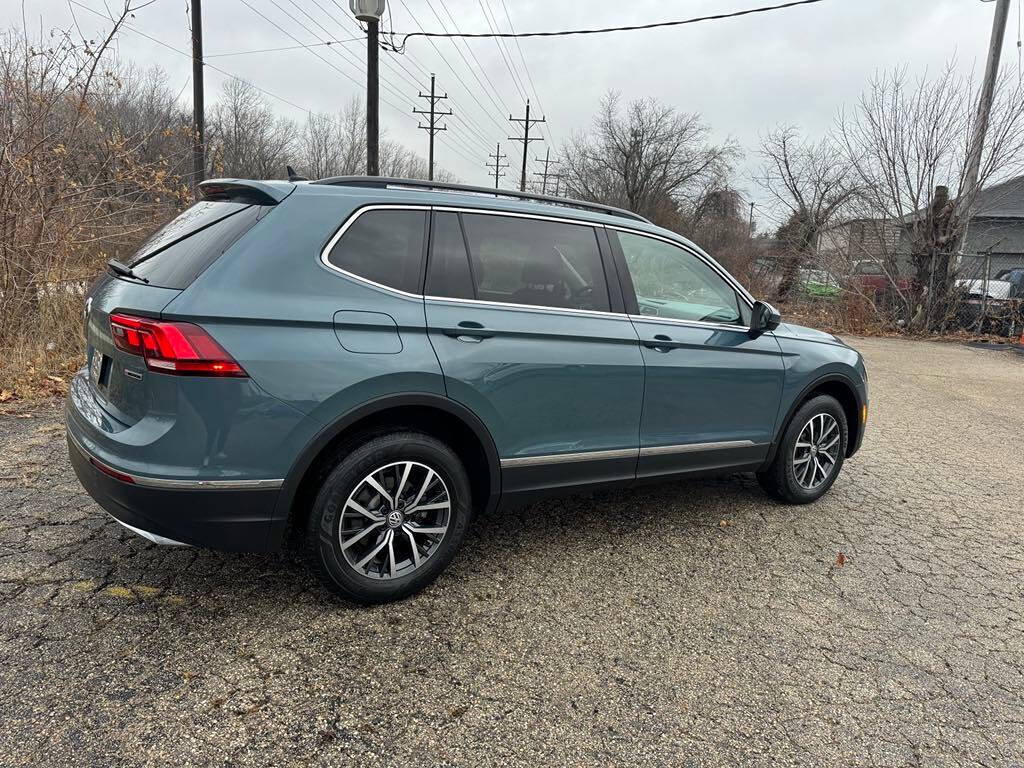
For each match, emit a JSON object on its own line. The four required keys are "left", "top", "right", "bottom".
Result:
{"left": 443, "top": 320, "right": 494, "bottom": 340}
{"left": 642, "top": 334, "right": 674, "bottom": 352}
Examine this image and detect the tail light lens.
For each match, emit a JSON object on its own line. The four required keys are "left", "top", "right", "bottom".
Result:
{"left": 109, "top": 313, "right": 247, "bottom": 377}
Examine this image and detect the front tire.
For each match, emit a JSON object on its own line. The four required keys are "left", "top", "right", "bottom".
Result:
{"left": 757, "top": 395, "right": 848, "bottom": 504}
{"left": 306, "top": 431, "right": 472, "bottom": 604}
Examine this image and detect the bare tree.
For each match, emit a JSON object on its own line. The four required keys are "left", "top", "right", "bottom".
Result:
{"left": 207, "top": 79, "right": 295, "bottom": 179}
{"left": 300, "top": 97, "right": 365, "bottom": 179}
{"left": 838, "top": 64, "right": 1024, "bottom": 331}
{"left": 560, "top": 91, "right": 734, "bottom": 226}
{"left": 755, "top": 126, "right": 856, "bottom": 299}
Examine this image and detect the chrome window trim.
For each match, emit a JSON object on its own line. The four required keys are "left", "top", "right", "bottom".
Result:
{"left": 628, "top": 314, "right": 754, "bottom": 334}
{"left": 319, "top": 204, "right": 431, "bottom": 300}
{"left": 69, "top": 431, "right": 284, "bottom": 490}
{"left": 321, "top": 203, "right": 621, "bottom": 315}
{"left": 500, "top": 440, "right": 762, "bottom": 468}
{"left": 433, "top": 205, "right": 604, "bottom": 228}
{"left": 424, "top": 294, "right": 628, "bottom": 321}
{"left": 606, "top": 224, "right": 756, "bottom": 308}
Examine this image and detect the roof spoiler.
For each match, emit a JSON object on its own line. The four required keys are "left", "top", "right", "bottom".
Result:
{"left": 198, "top": 179, "right": 294, "bottom": 206}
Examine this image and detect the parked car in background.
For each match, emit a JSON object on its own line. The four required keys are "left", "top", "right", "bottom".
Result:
{"left": 956, "top": 266, "right": 1024, "bottom": 334}
{"left": 850, "top": 260, "right": 913, "bottom": 296}
{"left": 66, "top": 177, "right": 869, "bottom": 604}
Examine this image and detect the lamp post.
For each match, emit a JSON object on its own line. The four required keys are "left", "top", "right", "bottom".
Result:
{"left": 350, "top": 0, "right": 386, "bottom": 176}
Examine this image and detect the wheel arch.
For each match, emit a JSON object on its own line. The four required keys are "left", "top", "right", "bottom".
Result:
{"left": 269, "top": 393, "right": 501, "bottom": 550}
{"left": 763, "top": 373, "right": 865, "bottom": 468}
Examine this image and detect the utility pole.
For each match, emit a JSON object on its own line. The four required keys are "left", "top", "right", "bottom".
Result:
{"left": 553, "top": 173, "right": 562, "bottom": 197}
{"left": 532, "top": 148, "right": 560, "bottom": 194}
{"left": 413, "top": 74, "right": 451, "bottom": 181}
{"left": 190, "top": 0, "right": 204, "bottom": 192}
{"left": 366, "top": 19, "right": 379, "bottom": 175}
{"left": 963, "top": 0, "right": 1011, "bottom": 202}
{"left": 749, "top": 202, "right": 756, "bottom": 237}
{"left": 508, "top": 99, "right": 545, "bottom": 192}
{"left": 486, "top": 143, "right": 509, "bottom": 189}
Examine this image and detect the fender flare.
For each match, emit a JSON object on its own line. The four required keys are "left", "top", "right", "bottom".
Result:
{"left": 762, "top": 372, "right": 865, "bottom": 468}
{"left": 270, "top": 392, "right": 502, "bottom": 545}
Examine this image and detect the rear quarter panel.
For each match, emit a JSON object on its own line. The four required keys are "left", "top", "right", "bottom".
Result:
{"left": 162, "top": 187, "right": 445, "bottom": 441}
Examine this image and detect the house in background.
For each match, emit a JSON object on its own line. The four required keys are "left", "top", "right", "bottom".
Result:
{"left": 958, "top": 174, "right": 1024, "bottom": 280}
{"left": 817, "top": 174, "right": 1024, "bottom": 281}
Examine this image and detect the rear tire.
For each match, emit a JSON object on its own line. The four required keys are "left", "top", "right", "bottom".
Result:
{"left": 306, "top": 431, "right": 472, "bottom": 604}
{"left": 757, "top": 395, "right": 848, "bottom": 504}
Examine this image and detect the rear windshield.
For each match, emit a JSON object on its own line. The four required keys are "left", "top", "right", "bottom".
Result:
{"left": 125, "top": 201, "right": 264, "bottom": 289}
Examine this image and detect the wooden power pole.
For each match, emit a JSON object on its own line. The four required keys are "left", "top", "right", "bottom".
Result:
{"left": 486, "top": 144, "right": 509, "bottom": 189}
{"left": 963, "top": 0, "right": 1011, "bottom": 201}
{"left": 508, "top": 100, "right": 545, "bottom": 192}
{"left": 413, "top": 74, "right": 451, "bottom": 181}
{"left": 190, "top": 0, "right": 204, "bottom": 191}
{"left": 366, "top": 17, "right": 380, "bottom": 176}
{"left": 532, "top": 148, "right": 560, "bottom": 194}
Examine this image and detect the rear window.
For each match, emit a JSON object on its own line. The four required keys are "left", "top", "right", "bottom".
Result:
{"left": 327, "top": 209, "right": 427, "bottom": 294}
{"left": 126, "top": 201, "right": 263, "bottom": 289}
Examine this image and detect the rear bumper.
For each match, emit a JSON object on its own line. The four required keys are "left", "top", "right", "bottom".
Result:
{"left": 67, "top": 428, "right": 281, "bottom": 552}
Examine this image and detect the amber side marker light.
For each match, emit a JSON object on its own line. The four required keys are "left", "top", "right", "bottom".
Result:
{"left": 862, "top": 404, "right": 868, "bottom": 424}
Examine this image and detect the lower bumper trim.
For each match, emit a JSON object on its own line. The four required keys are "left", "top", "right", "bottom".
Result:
{"left": 108, "top": 514, "right": 189, "bottom": 546}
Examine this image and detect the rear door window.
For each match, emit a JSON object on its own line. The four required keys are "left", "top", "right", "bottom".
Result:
{"left": 126, "top": 201, "right": 264, "bottom": 289}
{"left": 459, "top": 213, "right": 610, "bottom": 312}
{"left": 327, "top": 209, "right": 427, "bottom": 294}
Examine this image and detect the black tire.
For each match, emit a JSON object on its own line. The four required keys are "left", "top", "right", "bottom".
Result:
{"left": 757, "top": 395, "right": 848, "bottom": 504}
{"left": 306, "top": 431, "right": 472, "bottom": 604}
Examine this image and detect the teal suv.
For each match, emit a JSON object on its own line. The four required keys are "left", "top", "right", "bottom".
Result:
{"left": 67, "top": 177, "right": 868, "bottom": 603}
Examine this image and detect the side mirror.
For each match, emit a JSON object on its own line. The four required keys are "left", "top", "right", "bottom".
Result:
{"left": 749, "top": 300, "right": 781, "bottom": 336}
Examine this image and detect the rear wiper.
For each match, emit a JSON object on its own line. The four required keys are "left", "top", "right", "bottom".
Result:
{"left": 107, "top": 259, "right": 149, "bottom": 284}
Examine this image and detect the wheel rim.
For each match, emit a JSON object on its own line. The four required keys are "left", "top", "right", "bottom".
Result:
{"left": 338, "top": 461, "right": 451, "bottom": 581}
{"left": 792, "top": 413, "right": 841, "bottom": 490}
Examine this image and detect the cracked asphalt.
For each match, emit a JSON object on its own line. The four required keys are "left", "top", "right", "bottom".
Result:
{"left": 1, "top": 336, "right": 1023, "bottom": 767}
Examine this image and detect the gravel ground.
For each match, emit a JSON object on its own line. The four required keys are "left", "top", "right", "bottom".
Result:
{"left": 1, "top": 336, "right": 1023, "bottom": 767}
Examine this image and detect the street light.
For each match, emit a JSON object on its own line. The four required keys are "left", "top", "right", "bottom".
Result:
{"left": 350, "top": 0, "right": 385, "bottom": 21}
{"left": 350, "top": 0, "right": 386, "bottom": 175}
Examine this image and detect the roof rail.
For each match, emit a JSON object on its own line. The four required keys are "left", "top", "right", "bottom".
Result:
{"left": 309, "top": 176, "right": 650, "bottom": 223}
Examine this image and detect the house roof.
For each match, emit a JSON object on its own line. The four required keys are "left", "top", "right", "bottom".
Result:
{"left": 972, "top": 174, "right": 1024, "bottom": 218}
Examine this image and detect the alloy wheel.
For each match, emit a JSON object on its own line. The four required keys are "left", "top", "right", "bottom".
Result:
{"left": 792, "top": 413, "right": 840, "bottom": 490}
{"left": 338, "top": 461, "right": 451, "bottom": 580}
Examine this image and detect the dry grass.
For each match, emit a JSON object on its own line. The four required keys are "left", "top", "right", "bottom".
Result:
{"left": 0, "top": 291, "right": 87, "bottom": 405}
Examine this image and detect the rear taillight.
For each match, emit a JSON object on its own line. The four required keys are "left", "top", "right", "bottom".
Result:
{"left": 109, "top": 313, "right": 247, "bottom": 377}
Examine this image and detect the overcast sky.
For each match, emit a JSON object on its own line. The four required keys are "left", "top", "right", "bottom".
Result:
{"left": 5, "top": 0, "right": 1018, "bottom": 229}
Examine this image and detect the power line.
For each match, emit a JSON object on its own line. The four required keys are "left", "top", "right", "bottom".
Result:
{"left": 394, "top": 0, "right": 830, "bottom": 50}
{"left": 69, "top": 1, "right": 313, "bottom": 114}
{"left": 205, "top": 37, "right": 362, "bottom": 57}
{"left": 498, "top": 0, "right": 554, "bottom": 148}
{"left": 392, "top": 0, "right": 520, "bottom": 148}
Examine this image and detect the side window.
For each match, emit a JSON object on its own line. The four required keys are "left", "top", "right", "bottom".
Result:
{"left": 617, "top": 231, "right": 745, "bottom": 325}
{"left": 460, "top": 213, "right": 610, "bottom": 312}
{"left": 425, "top": 212, "right": 475, "bottom": 300}
{"left": 327, "top": 209, "right": 426, "bottom": 293}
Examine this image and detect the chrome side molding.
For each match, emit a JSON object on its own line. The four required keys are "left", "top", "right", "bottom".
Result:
{"left": 500, "top": 440, "right": 760, "bottom": 469}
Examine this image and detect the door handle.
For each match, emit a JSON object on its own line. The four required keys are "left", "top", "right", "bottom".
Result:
{"left": 642, "top": 334, "right": 674, "bottom": 352}
{"left": 442, "top": 320, "right": 493, "bottom": 340}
